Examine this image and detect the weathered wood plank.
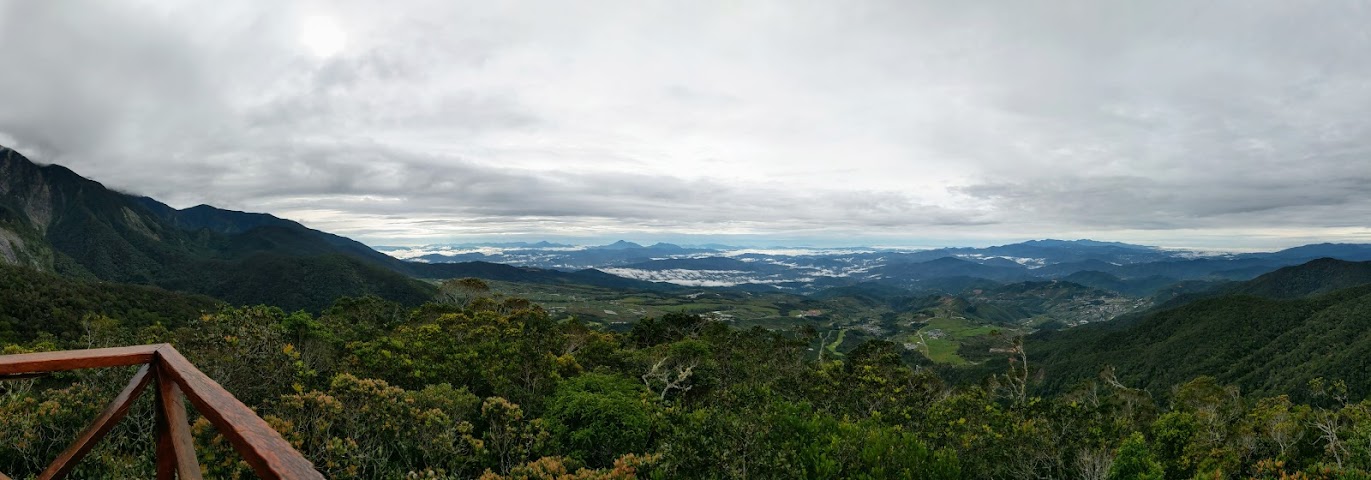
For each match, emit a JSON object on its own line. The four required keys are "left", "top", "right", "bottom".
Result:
{"left": 0, "top": 345, "right": 160, "bottom": 375}
{"left": 155, "top": 364, "right": 203, "bottom": 480}
{"left": 39, "top": 364, "right": 154, "bottom": 480}
{"left": 155, "top": 346, "right": 323, "bottom": 480}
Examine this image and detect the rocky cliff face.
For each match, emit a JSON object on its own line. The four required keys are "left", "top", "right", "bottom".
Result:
{"left": 0, "top": 227, "right": 24, "bottom": 263}
{"left": 0, "top": 147, "right": 56, "bottom": 232}
{"left": 0, "top": 147, "right": 56, "bottom": 269}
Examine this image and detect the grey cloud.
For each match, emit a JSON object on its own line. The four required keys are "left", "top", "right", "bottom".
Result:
{"left": 961, "top": 172, "right": 1371, "bottom": 230}
{"left": 228, "top": 142, "right": 991, "bottom": 232}
{"left": 2, "top": 0, "right": 1370, "bottom": 248}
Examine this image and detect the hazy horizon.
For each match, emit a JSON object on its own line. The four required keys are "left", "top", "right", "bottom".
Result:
{"left": 3, "top": 1, "right": 1370, "bottom": 250}
{"left": 363, "top": 235, "right": 1289, "bottom": 254}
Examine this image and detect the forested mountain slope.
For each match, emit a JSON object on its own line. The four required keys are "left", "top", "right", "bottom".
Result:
{"left": 0, "top": 146, "right": 671, "bottom": 310}
{"left": 0, "top": 146, "right": 437, "bottom": 311}
{"left": 1029, "top": 258, "right": 1371, "bottom": 398}
{"left": 0, "top": 263, "right": 221, "bottom": 342}
{"left": 1225, "top": 257, "right": 1371, "bottom": 298}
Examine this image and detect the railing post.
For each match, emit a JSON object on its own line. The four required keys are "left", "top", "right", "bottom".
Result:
{"left": 154, "top": 345, "right": 323, "bottom": 479}
{"left": 155, "top": 360, "right": 203, "bottom": 480}
{"left": 156, "top": 386, "right": 176, "bottom": 480}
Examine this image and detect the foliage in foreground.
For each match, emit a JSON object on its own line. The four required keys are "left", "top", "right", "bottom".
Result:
{"left": 2, "top": 281, "right": 1371, "bottom": 478}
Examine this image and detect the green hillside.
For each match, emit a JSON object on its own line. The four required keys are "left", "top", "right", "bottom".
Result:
{"left": 1029, "top": 259, "right": 1371, "bottom": 399}
{"left": 1226, "top": 257, "right": 1371, "bottom": 298}
{"left": 0, "top": 147, "right": 437, "bottom": 310}
{"left": 0, "top": 263, "right": 221, "bottom": 343}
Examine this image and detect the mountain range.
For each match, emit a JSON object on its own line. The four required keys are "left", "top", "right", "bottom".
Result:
{"left": 8, "top": 144, "right": 1371, "bottom": 315}
{"left": 11, "top": 145, "right": 1371, "bottom": 401}
{"left": 382, "top": 237, "right": 1371, "bottom": 296}
{"left": 0, "top": 146, "right": 664, "bottom": 310}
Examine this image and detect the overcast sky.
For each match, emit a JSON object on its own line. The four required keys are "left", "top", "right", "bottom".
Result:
{"left": 2, "top": 0, "right": 1370, "bottom": 249}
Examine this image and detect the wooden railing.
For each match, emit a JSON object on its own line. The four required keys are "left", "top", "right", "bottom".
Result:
{"left": 0, "top": 344, "right": 324, "bottom": 480}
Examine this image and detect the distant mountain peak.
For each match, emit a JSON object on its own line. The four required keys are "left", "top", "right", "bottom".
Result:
{"left": 924, "top": 256, "right": 978, "bottom": 265}
{"left": 597, "top": 240, "right": 644, "bottom": 250}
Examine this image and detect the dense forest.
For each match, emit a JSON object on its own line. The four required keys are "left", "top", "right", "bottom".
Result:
{"left": 3, "top": 265, "right": 1371, "bottom": 479}
{"left": 1027, "top": 284, "right": 1371, "bottom": 400}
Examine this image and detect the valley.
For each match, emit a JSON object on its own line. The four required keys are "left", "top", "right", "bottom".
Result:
{"left": 8, "top": 143, "right": 1370, "bottom": 368}
{"left": 382, "top": 238, "right": 1371, "bottom": 296}
{"left": 6, "top": 145, "right": 1371, "bottom": 477}
{"left": 478, "top": 276, "right": 1154, "bottom": 366}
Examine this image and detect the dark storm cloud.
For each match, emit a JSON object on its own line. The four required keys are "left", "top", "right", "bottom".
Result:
{"left": 2, "top": 0, "right": 1370, "bottom": 247}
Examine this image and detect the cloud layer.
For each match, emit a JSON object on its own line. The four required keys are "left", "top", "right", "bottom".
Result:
{"left": 2, "top": 0, "right": 1369, "bottom": 249}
